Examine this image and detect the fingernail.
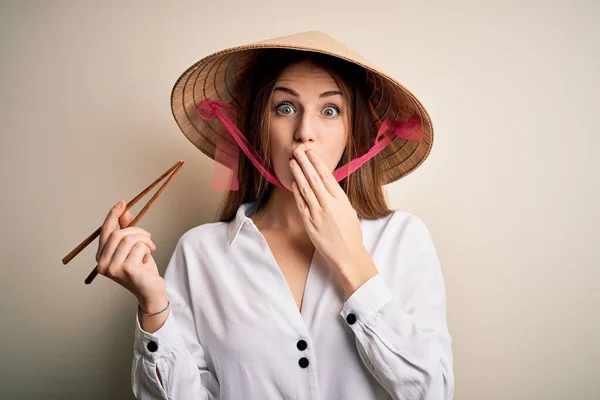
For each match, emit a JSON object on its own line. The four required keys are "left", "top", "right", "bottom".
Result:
{"left": 115, "top": 200, "right": 123, "bottom": 208}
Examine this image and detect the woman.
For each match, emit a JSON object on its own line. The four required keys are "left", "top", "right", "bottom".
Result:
{"left": 96, "top": 31, "right": 454, "bottom": 399}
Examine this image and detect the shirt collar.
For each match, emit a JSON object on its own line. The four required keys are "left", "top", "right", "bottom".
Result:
{"left": 227, "top": 202, "right": 259, "bottom": 245}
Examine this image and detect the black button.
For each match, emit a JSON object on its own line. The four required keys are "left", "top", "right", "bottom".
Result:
{"left": 296, "top": 340, "right": 307, "bottom": 351}
{"left": 298, "top": 357, "right": 309, "bottom": 368}
{"left": 147, "top": 341, "right": 158, "bottom": 352}
{"left": 346, "top": 313, "right": 357, "bottom": 325}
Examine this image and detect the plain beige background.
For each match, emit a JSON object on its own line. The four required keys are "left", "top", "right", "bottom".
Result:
{"left": 1, "top": 1, "right": 598, "bottom": 399}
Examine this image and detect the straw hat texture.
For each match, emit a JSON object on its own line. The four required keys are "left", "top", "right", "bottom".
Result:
{"left": 170, "top": 31, "right": 433, "bottom": 185}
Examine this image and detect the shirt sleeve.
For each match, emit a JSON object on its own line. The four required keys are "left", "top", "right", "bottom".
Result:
{"left": 340, "top": 215, "right": 455, "bottom": 400}
{"left": 131, "top": 236, "right": 220, "bottom": 400}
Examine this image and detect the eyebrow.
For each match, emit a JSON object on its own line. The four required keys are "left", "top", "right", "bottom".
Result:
{"left": 274, "top": 86, "right": 342, "bottom": 98}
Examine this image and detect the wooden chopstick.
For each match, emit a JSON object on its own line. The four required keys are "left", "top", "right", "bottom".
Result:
{"left": 60, "top": 160, "right": 185, "bottom": 284}
{"left": 62, "top": 160, "right": 184, "bottom": 265}
{"left": 83, "top": 160, "right": 185, "bottom": 285}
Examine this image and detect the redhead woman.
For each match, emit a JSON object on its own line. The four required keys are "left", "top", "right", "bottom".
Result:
{"left": 96, "top": 31, "right": 454, "bottom": 399}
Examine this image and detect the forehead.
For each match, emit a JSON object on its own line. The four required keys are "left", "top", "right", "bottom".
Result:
{"left": 275, "top": 61, "right": 339, "bottom": 90}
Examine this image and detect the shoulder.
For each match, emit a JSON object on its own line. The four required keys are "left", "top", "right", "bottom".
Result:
{"left": 363, "top": 209, "right": 434, "bottom": 242}
{"left": 171, "top": 202, "right": 254, "bottom": 253}
{"left": 162, "top": 220, "right": 230, "bottom": 285}
{"left": 176, "top": 220, "right": 229, "bottom": 249}
{"left": 362, "top": 210, "right": 445, "bottom": 285}
{"left": 360, "top": 209, "right": 438, "bottom": 262}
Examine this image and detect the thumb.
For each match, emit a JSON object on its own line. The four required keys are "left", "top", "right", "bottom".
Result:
{"left": 118, "top": 209, "right": 134, "bottom": 229}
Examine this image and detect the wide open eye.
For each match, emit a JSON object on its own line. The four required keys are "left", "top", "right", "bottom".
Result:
{"left": 322, "top": 105, "right": 341, "bottom": 118}
{"left": 276, "top": 102, "right": 296, "bottom": 116}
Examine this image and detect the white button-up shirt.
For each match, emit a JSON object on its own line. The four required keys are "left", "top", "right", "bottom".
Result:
{"left": 132, "top": 202, "right": 454, "bottom": 399}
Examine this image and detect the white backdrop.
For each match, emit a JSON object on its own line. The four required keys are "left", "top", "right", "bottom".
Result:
{"left": 1, "top": 1, "right": 598, "bottom": 399}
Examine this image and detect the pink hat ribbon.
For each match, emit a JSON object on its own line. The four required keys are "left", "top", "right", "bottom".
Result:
{"left": 197, "top": 99, "right": 422, "bottom": 191}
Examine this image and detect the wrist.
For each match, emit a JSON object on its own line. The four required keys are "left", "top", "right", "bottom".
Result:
{"left": 138, "top": 294, "right": 168, "bottom": 315}
{"left": 336, "top": 250, "right": 378, "bottom": 300}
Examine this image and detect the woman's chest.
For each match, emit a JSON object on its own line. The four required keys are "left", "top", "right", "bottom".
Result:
{"left": 189, "top": 243, "right": 351, "bottom": 376}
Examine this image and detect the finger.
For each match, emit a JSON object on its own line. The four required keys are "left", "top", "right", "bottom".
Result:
{"left": 97, "top": 200, "right": 126, "bottom": 261}
{"left": 293, "top": 148, "right": 329, "bottom": 206}
{"left": 97, "top": 231, "right": 155, "bottom": 274}
{"left": 291, "top": 181, "right": 309, "bottom": 220}
{"left": 105, "top": 234, "right": 156, "bottom": 277}
{"left": 122, "top": 242, "right": 151, "bottom": 277}
{"left": 102, "top": 227, "right": 153, "bottom": 261}
{"left": 290, "top": 158, "right": 320, "bottom": 216}
{"left": 305, "top": 149, "right": 344, "bottom": 197}
{"left": 119, "top": 209, "right": 134, "bottom": 229}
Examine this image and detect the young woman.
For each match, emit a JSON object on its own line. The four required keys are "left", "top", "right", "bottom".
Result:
{"left": 96, "top": 31, "right": 454, "bottom": 399}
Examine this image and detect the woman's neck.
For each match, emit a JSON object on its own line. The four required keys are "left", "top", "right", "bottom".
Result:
{"left": 251, "top": 187, "right": 307, "bottom": 236}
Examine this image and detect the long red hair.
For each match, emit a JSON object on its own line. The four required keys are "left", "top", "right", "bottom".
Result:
{"left": 217, "top": 49, "right": 392, "bottom": 222}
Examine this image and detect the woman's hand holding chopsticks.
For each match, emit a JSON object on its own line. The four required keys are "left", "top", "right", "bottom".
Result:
{"left": 96, "top": 200, "right": 169, "bottom": 332}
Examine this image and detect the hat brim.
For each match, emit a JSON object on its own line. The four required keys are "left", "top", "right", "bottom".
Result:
{"left": 170, "top": 31, "right": 433, "bottom": 185}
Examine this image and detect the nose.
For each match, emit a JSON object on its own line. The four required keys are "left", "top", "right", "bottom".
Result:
{"left": 294, "top": 113, "right": 315, "bottom": 144}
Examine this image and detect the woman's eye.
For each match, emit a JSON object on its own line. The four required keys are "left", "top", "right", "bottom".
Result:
{"left": 322, "top": 106, "right": 340, "bottom": 117}
{"left": 276, "top": 103, "right": 295, "bottom": 115}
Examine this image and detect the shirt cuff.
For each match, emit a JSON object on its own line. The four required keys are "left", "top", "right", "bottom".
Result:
{"left": 340, "top": 273, "right": 393, "bottom": 328}
{"left": 134, "top": 307, "right": 186, "bottom": 362}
